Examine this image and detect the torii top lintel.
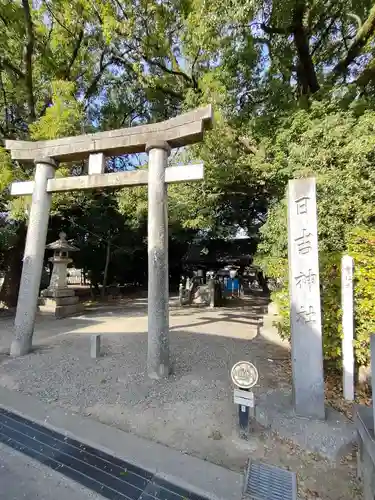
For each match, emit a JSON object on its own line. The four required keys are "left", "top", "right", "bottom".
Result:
{"left": 5, "top": 105, "right": 213, "bottom": 163}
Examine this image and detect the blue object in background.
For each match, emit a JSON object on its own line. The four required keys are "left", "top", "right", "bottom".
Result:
{"left": 225, "top": 278, "right": 239, "bottom": 292}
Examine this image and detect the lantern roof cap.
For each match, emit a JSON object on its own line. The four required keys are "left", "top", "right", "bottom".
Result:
{"left": 46, "top": 232, "right": 79, "bottom": 252}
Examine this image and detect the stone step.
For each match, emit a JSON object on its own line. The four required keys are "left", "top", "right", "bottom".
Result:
{"left": 55, "top": 303, "right": 85, "bottom": 319}
{"left": 41, "top": 288, "right": 75, "bottom": 298}
{"left": 41, "top": 296, "right": 79, "bottom": 307}
{"left": 39, "top": 301, "right": 84, "bottom": 319}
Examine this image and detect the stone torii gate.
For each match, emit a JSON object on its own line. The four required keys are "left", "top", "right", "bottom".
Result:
{"left": 6, "top": 105, "right": 213, "bottom": 379}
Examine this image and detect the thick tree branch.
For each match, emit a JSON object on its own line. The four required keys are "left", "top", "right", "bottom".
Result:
{"left": 118, "top": 108, "right": 137, "bottom": 127}
{"left": 311, "top": 16, "right": 337, "bottom": 56}
{"left": 333, "top": 4, "right": 375, "bottom": 77}
{"left": 44, "top": 3, "right": 74, "bottom": 36}
{"left": 113, "top": 24, "right": 195, "bottom": 90}
{"left": 1, "top": 58, "right": 25, "bottom": 79}
{"left": 0, "top": 123, "right": 7, "bottom": 137}
{"left": 89, "top": 1, "right": 103, "bottom": 25}
{"left": 261, "top": 23, "right": 291, "bottom": 35}
{"left": 64, "top": 28, "right": 84, "bottom": 79}
{"left": 84, "top": 52, "right": 116, "bottom": 100}
{"left": 21, "top": 0, "right": 36, "bottom": 121}
{"left": 38, "top": 97, "right": 53, "bottom": 119}
{"left": 355, "top": 59, "right": 375, "bottom": 87}
{"left": 292, "top": 2, "right": 320, "bottom": 94}
{"left": 110, "top": 50, "right": 133, "bottom": 66}
{"left": 113, "top": 0, "right": 128, "bottom": 20}
{"left": 144, "top": 57, "right": 193, "bottom": 85}
{"left": 0, "top": 12, "right": 9, "bottom": 27}
{"left": 0, "top": 71, "right": 9, "bottom": 134}
{"left": 46, "top": 19, "right": 54, "bottom": 47}
{"left": 310, "top": 1, "right": 337, "bottom": 34}
{"left": 153, "top": 84, "right": 184, "bottom": 100}
{"left": 191, "top": 48, "right": 201, "bottom": 88}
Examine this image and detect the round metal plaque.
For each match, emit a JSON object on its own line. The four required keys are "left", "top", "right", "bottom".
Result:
{"left": 231, "top": 361, "right": 258, "bottom": 389}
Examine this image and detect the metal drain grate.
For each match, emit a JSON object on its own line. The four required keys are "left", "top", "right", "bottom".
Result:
{"left": 0, "top": 408, "right": 210, "bottom": 500}
{"left": 243, "top": 461, "right": 297, "bottom": 500}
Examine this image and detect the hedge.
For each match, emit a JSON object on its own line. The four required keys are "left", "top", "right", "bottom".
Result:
{"left": 267, "top": 226, "right": 375, "bottom": 370}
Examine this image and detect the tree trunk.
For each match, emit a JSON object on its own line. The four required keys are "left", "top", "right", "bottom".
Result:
{"left": 101, "top": 237, "right": 111, "bottom": 299}
{"left": 0, "top": 223, "right": 26, "bottom": 308}
{"left": 21, "top": 0, "right": 36, "bottom": 121}
{"left": 292, "top": 3, "right": 320, "bottom": 94}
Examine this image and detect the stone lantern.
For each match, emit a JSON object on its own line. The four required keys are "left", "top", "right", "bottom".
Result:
{"left": 40, "top": 232, "right": 83, "bottom": 318}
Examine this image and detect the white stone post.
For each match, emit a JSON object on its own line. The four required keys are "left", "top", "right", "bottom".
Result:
{"left": 11, "top": 157, "right": 57, "bottom": 357}
{"left": 146, "top": 141, "right": 171, "bottom": 379}
{"left": 342, "top": 255, "right": 355, "bottom": 401}
{"left": 288, "top": 177, "right": 325, "bottom": 420}
{"left": 209, "top": 278, "right": 215, "bottom": 308}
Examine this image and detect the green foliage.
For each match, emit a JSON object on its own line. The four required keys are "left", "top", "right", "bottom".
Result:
{"left": 261, "top": 228, "right": 375, "bottom": 370}
{"left": 0, "top": 147, "right": 12, "bottom": 191}
{"left": 0, "top": 147, "right": 13, "bottom": 215}
{"left": 255, "top": 104, "right": 375, "bottom": 370}
{"left": 257, "top": 103, "right": 375, "bottom": 258}
{"left": 348, "top": 227, "right": 375, "bottom": 366}
{"left": 320, "top": 254, "right": 342, "bottom": 366}
{"left": 29, "top": 81, "right": 83, "bottom": 140}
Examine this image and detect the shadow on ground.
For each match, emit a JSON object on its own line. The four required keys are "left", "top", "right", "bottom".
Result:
{"left": 0, "top": 316, "right": 106, "bottom": 356}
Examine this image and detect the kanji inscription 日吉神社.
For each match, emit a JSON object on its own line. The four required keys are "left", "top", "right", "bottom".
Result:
{"left": 288, "top": 177, "right": 325, "bottom": 420}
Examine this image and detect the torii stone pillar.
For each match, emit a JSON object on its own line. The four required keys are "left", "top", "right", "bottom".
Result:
{"left": 11, "top": 157, "right": 57, "bottom": 356}
{"left": 146, "top": 141, "right": 170, "bottom": 378}
{"left": 6, "top": 106, "right": 213, "bottom": 377}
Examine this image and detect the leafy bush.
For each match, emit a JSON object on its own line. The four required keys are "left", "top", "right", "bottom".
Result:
{"left": 348, "top": 227, "right": 375, "bottom": 367}
{"left": 254, "top": 103, "right": 375, "bottom": 371}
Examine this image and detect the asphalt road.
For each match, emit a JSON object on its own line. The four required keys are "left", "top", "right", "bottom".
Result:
{"left": 0, "top": 442, "right": 103, "bottom": 500}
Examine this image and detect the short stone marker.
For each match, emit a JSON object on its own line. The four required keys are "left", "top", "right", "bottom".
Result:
{"left": 341, "top": 255, "right": 355, "bottom": 401}
{"left": 287, "top": 177, "right": 325, "bottom": 420}
{"left": 90, "top": 334, "right": 101, "bottom": 359}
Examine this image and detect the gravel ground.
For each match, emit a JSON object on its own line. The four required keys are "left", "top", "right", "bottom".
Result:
{"left": 0, "top": 297, "right": 361, "bottom": 500}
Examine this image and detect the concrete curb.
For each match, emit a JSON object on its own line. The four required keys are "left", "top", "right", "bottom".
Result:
{"left": 0, "top": 386, "right": 243, "bottom": 500}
